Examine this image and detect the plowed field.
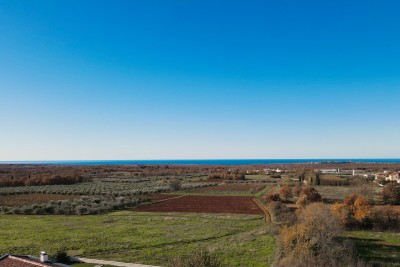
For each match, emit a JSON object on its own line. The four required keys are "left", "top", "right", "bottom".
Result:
{"left": 135, "top": 195, "right": 263, "bottom": 215}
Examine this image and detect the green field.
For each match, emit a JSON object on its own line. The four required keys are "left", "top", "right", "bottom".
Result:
{"left": 0, "top": 211, "right": 276, "bottom": 266}
{"left": 344, "top": 231, "right": 400, "bottom": 266}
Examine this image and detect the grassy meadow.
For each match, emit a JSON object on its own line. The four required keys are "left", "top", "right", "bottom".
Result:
{"left": 0, "top": 211, "right": 276, "bottom": 266}
{"left": 344, "top": 231, "right": 400, "bottom": 266}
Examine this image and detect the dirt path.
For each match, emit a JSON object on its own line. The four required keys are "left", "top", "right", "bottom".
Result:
{"left": 75, "top": 257, "right": 159, "bottom": 267}
{"left": 252, "top": 198, "right": 272, "bottom": 223}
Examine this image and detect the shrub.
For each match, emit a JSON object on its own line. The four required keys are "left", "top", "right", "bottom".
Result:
{"left": 51, "top": 250, "right": 69, "bottom": 264}
{"left": 265, "top": 193, "right": 280, "bottom": 203}
{"left": 292, "top": 184, "right": 302, "bottom": 197}
{"left": 371, "top": 206, "right": 400, "bottom": 231}
{"left": 381, "top": 183, "right": 400, "bottom": 204}
{"left": 279, "top": 185, "right": 292, "bottom": 202}
{"left": 296, "top": 186, "right": 321, "bottom": 206}
{"left": 268, "top": 201, "right": 296, "bottom": 225}
{"left": 276, "top": 203, "right": 345, "bottom": 266}
{"left": 168, "top": 249, "right": 221, "bottom": 267}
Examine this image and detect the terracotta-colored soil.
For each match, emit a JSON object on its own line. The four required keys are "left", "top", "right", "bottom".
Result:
{"left": 136, "top": 195, "right": 263, "bottom": 215}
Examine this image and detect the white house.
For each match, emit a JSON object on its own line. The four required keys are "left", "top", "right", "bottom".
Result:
{"left": 386, "top": 172, "right": 400, "bottom": 183}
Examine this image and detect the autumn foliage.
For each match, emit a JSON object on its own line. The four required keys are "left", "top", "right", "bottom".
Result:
{"left": 332, "top": 193, "right": 372, "bottom": 228}
{"left": 276, "top": 203, "right": 347, "bottom": 266}
{"left": 296, "top": 186, "right": 322, "bottom": 206}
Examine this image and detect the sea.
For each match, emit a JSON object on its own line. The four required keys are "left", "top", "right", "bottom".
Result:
{"left": 1, "top": 159, "right": 400, "bottom": 165}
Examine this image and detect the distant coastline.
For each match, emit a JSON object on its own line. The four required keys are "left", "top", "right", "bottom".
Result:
{"left": 1, "top": 159, "right": 400, "bottom": 165}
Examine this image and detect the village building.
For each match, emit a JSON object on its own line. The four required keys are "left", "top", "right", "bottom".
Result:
{"left": 0, "top": 252, "right": 69, "bottom": 267}
{"left": 374, "top": 171, "right": 400, "bottom": 183}
{"left": 386, "top": 172, "right": 400, "bottom": 183}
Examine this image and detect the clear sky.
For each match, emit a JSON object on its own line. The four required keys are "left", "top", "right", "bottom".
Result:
{"left": 0, "top": 0, "right": 399, "bottom": 160}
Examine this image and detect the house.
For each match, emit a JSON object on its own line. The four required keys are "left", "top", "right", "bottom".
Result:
{"left": 386, "top": 172, "right": 400, "bottom": 183}
{"left": 374, "top": 171, "right": 400, "bottom": 184}
{"left": 0, "top": 252, "right": 70, "bottom": 267}
{"left": 375, "top": 173, "right": 387, "bottom": 180}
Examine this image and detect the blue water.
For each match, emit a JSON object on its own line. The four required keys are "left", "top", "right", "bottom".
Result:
{"left": 1, "top": 159, "right": 400, "bottom": 165}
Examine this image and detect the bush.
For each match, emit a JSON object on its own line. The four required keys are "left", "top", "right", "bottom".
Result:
{"left": 268, "top": 201, "right": 296, "bottom": 225}
{"left": 292, "top": 184, "right": 302, "bottom": 197}
{"left": 265, "top": 193, "right": 280, "bottom": 203}
{"left": 279, "top": 185, "right": 293, "bottom": 202}
{"left": 276, "top": 203, "right": 346, "bottom": 266}
{"left": 168, "top": 249, "right": 221, "bottom": 267}
{"left": 51, "top": 250, "right": 69, "bottom": 264}
{"left": 296, "top": 186, "right": 322, "bottom": 206}
{"left": 381, "top": 183, "right": 400, "bottom": 204}
{"left": 371, "top": 206, "right": 400, "bottom": 231}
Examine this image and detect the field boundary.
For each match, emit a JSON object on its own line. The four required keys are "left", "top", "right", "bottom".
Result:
{"left": 150, "top": 194, "right": 186, "bottom": 204}
{"left": 74, "top": 257, "right": 159, "bottom": 267}
{"left": 252, "top": 198, "right": 272, "bottom": 223}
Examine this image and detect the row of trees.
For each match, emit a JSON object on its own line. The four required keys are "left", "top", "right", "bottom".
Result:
{"left": 4, "top": 196, "right": 147, "bottom": 215}
{"left": 0, "top": 175, "right": 88, "bottom": 187}
{"left": 208, "top": 173, "right": 245, "bottom": 181}
{"left": 333, "top": 193, "right": 400, "bottom": 231}
{"left": 265, "top": 185, "right": 321, "bottom": 206}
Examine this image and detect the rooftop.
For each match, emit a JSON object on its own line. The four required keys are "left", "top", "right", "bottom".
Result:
{"left": 0, "top": 255, "right": 64, "bottom": 267}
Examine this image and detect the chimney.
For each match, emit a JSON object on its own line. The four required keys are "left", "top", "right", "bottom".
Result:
{"left": 40, "top": 251, "right": 48, "bottom": 263}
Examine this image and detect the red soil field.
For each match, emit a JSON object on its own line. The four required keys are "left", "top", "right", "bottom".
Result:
{"left": 135, "top": 195, "right": 263, "bottom": 215}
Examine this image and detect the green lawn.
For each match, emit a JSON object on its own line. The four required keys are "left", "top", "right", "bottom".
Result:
{"left": 344, "top": 231, "right": 400, "bottom": 266}
{"left": 0, "top": 211, "right": 276, "bottom": 266}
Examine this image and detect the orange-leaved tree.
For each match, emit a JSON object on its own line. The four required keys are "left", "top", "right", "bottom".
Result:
{"left": 332, "top": 193, "right": 372, "bottom": 228}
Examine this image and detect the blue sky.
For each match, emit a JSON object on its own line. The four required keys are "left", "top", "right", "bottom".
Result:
{"left": 0, "top": 0, "right": 399, "bottom": 160}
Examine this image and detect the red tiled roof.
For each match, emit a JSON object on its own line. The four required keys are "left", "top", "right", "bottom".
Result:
{"left": 0, "top": 255, "right": 53, "bottom": 267}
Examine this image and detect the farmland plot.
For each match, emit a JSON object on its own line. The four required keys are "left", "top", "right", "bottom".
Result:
{"left": 135, "top": 195, "right": 263, "bottom": 215}
{"left": 186, "top": 183, "right": 267, "bottom": 195}
{"left": 0, "top": 180, "right": 215, "bottom": 197}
